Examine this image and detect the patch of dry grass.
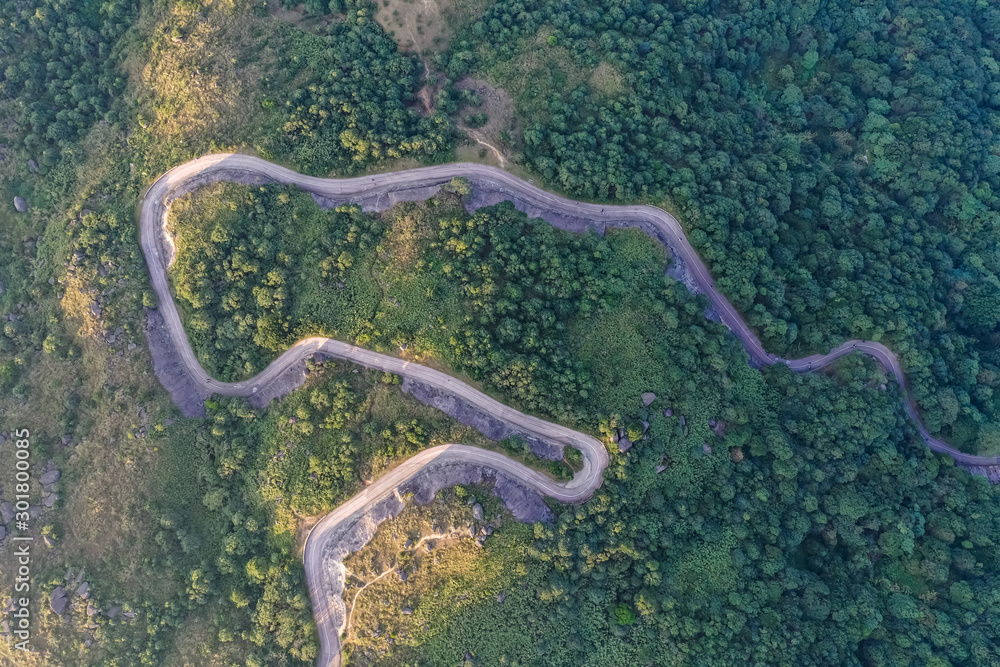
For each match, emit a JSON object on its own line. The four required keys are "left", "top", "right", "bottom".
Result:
{"left": 591, "top": 61, "right": 627, "bottom": 96}
{"left": 125, "top": 0, "right": 281, "bottom": 169}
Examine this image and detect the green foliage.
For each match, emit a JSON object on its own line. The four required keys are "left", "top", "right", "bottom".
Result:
{"left": 613, "top": 603, "right": 635, "bottom": 626}
{"left": 0, "top": 0, "right": 134, "bottom": 159}
{"left": 448, "top": 0, "right": 1000, "bottom": 454}
{"left": 170, "top": 184, "right": 384, "bottom": 381}
{"left": 275, "top": 0, "right": 453, "bottom": 172}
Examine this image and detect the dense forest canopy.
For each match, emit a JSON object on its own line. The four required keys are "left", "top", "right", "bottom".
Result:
{"left": 0, "top": 0, "right": 134, "bottom": 165}
{"left": 442, "top": 0, "right": 1000, "bottom": 454}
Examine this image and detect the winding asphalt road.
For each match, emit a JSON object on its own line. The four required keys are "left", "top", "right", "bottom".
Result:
{"left": 140, "top": 153, "right": 999, "bottom": 667}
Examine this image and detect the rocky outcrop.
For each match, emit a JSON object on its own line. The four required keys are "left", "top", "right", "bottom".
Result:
{"left": 50, "top": 587, "right": 68, "bottom": 616}
{"left": 492, "top": 473, "right": 553, "bottom": 523}
{"left": 40, "top": 469, "right": 60, "bottom": 485}
{"left": 318, "top": 459, "right": 551, "bottom": 643}
{"left": 0, "top": 502, "right": 13, "bottom": 524}
{"left": 966, "top": 465, "right": 1000, "bottom": 485}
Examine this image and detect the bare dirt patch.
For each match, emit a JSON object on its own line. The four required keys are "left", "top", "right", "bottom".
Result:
{"left": 375, "top": 0, "right": 451, "bottom": 57}
{"left": 375, "top": 0, "right": 490, "bottom": 55}
{"left": 454, "top": 78, "right": 517, "bottom": 166}
{"left": 266, "top": 0, "right": 336, "bottom": 32}
{"left": 591, "top": 60, "right": 626, "bottom": 96}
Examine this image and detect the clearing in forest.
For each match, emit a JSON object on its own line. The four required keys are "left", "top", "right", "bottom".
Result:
{"left": 374, "top": 0, "right": 490, "bottom": 57}
{"left": 454, "top": 78, "right": 518, "bottom": 166}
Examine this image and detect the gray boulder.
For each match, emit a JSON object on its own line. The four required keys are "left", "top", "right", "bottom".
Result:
{"left": 13, "top": 196, "right": 26, "bottom": 213}
{"left": 27, "top": 159, "right": 38, "bottom": 173}
{"left": 0, "top": 502, "right": 13, "bottom": 524}
{"left": 86, "top": 604, "right": 99, "bottom": 617}
{"left": 0, "top": 526, "right": 6, "bottom": 541}
{"left": 106, "top": 605, "right": 121, "bottom": 619}
{"left": 472, "top": 503, "right": 483, "bottom": 520}
{"left": 40, "top": 469, "right": 61, "bottom": 485}
{"left": 50, "top": 587, "right": 68, "bottom": 615}
{"left": 618, "top": 438, "right": 633, "bottom": 453}
{"left": 77, "top": 582, "right": 90, "bottom": 599}
{"left": 641, "top": 392, "right": 656, "bottom": 407}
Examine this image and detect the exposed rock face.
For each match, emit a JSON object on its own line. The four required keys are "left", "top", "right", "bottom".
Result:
{"left": 13, "top": 196, "right": 26, "bottom": 213}
{"left": 311, "top": 184, "right": 444, "bottom": 214}
{"left": 247, "top": 353, "right": 313, "bottom": 410}
{"left": 966, "top": 465, "right": 1000, "bottom": 485}
{"left": 401, "top": 378, "right": 563, "bottom": 461}
{"left": 491, "top": 473, "right": 553, "bottom": 524}
{"left": 144, "top": 307, "right": 210, "bottom": 417}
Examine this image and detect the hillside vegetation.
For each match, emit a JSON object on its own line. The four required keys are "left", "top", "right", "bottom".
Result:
{"left": 174, "top": 179, "right": 1000, "bottom": 666}
{"left": 442, "top": 0, "right": 1000, "bottom": 455}
{"left": 3, "top": 0, "right": 1000, "bottom": 665}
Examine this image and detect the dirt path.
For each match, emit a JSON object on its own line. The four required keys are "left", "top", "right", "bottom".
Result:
{"left": 139, "top": 153, "right": 996, "bottom": 667}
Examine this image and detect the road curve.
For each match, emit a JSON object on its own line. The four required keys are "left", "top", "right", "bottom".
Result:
{"left": 140, "top": 153, "right": 998, "bottom": 667}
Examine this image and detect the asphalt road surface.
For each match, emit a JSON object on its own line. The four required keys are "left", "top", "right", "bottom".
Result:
{"left": 139, "top": 154, "right": 1000, "bottom": 666}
